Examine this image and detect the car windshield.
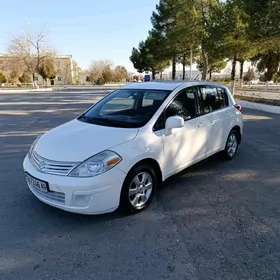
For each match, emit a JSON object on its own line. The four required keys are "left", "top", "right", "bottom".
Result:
{"left": 78, "top": 88, "right": 171, "bottom": 128}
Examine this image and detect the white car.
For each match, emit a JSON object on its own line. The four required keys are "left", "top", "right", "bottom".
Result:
{"left": 23, "top": 81, "right": 243, "bottom": 215}
{"left": 249, "top": 79, "right": 260, "bottom": 85}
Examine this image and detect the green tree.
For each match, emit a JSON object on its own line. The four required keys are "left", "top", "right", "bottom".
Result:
{"left": 130, "top": 46, "right": 146, "bottom": 73}
{"left": 150, "top": 0, "right": 179, "bottom": 79}
{"left": 194, "top": 0, "right": 222, "bottom": 81}
{"left": 197, "top": 57, "right": 227, "bottom": 81}
{"left": 206, "top": 0, "right": 249, "bottom": 94}
{"left": 243, "top": 0, "right": 280, "bottom": 83}
{"left": 19, "top": 73, "right": 31, "bottom": 84}
{"left": 243, "top": 67, "right": 255, "bottom": 82}
{"left": 252, "top": 51, "right": 280, "bottom": 82}
{"left": 38, "top": 59, "right": 56, "bottom": 86}
{"left": 0, "top": 72, "right": 7, "bottom": 84}
{"left": 130, "top": 35, "right": 169, "bottom": 79}
{"left": 243, "top": 0, "right": 280, "bottom": 41}
{"left": 165, "top": 0, "right": 202, "bottom": 80}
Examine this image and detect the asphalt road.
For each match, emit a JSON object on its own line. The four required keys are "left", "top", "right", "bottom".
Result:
{"left": 1, "top": 89, "right": 280, "bottom": 280}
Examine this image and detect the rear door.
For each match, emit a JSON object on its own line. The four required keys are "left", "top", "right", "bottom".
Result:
{"left": 197, "top": 85, "right": 231, "bottom": 156}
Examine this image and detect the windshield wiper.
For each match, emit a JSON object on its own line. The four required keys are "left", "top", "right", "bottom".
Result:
{"left": 94, "top": 117, "right": 134, "bottom": 128}
{"left": 77, "top": 113, "right": 88, "bottom": 120}
{"left": 79, "top": 115, "right": 133, "bottom": 128}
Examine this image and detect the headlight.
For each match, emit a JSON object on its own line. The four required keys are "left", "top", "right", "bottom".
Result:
{"left": 29, "top": 136, "right": 40, "bottom": 156}
{"left": 68, "top": 150, "right": 122, "bottom": 178}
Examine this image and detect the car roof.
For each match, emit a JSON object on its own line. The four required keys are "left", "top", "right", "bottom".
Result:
{"left": 121, "top": 81, "right": 227, "bottom": 91}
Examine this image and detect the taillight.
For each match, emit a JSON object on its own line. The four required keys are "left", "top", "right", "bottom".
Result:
{"left": 234, "top": 104, "right": 242, "bottom": 113}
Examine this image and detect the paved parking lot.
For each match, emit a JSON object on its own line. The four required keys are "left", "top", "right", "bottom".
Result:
{"left": 1, "top": 89, "right": 280, "bottom": 280}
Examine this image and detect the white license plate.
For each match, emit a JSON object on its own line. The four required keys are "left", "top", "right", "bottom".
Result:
{"left": 25, "top": 173, "right": 49, "bottom": 193}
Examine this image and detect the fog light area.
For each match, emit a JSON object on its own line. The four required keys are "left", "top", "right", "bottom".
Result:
{"left": 73, "top": 195, "right": 91, "bottom": 207}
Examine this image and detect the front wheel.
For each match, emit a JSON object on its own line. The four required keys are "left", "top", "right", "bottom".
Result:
{"left": 119, "top": 164, "right": 157, "bottom": 214}
{"left": 223, "top": 130, "right": 239, "bottom": 160}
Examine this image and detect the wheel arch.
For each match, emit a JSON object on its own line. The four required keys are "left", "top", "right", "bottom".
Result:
{"left": 231, "top": 125, "right": 241, "bottom": 144}
{"left": 127, "top": 158, "right": 163, "bottom": 185}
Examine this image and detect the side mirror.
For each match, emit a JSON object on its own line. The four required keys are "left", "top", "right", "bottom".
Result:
{"left": 165, "top": 116, "right": 184, "bottom": 134}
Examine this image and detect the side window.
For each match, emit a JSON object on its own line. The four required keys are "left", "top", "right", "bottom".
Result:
{"left": 198, "top": 86, "right": 228, "bottom": 114}
{"left": 165, "top": 89, "right": 192, "bottom": 121}
{"left": 153, "top": 87, "right": 199, "bottom": 131}
{"left": 217, "top": 87, "right": 229, "bottom": 107}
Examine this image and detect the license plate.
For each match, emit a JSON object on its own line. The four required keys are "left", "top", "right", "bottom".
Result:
{"left": 25, "top": 173, "right": 49, "bottom": 193}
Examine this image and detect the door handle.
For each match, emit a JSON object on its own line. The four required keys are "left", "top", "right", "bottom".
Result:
{"left": 198, "top": 123, "right": 205, "bottom": 128}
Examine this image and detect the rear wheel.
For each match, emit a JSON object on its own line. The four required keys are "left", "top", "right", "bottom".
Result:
{"left": 223, "top": 130, "right": 239, "bottom": 160}
{"left": 120, "top": 164, "right": 157, "bottom": 214}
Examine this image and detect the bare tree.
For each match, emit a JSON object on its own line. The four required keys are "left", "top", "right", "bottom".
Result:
{"left": 88, "top": 60, "right": 113, "bottom": 81}
{"left": 9, "top": 28, "right": 56, "bottom": 88}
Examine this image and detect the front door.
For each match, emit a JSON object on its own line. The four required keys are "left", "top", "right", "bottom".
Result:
{"left": 160, "top": 86, "right": 209, "bottom": 177}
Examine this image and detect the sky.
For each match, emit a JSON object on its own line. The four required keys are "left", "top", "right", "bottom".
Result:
{"left": 0, "top": 0, "right": 160, "bottom": 72}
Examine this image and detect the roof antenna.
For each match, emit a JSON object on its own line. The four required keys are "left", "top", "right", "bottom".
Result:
{"left": 194, "top": 74, "right": 200, "bottom": 80}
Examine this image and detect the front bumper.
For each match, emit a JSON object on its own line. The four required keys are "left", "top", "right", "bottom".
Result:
{"left": 23, "top": 155, "right": 127, "bottom": 215}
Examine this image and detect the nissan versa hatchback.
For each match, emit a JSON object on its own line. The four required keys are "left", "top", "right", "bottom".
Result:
{"left": 23, "top": 81, "right": 243, "bottom": 215}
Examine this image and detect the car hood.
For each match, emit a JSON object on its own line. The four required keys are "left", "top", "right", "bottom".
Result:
{"left": 34, "top": 119, "right": 139, "bottom": 162}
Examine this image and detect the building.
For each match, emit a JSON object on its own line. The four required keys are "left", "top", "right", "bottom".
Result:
{"left": 0, "top": 54, "right": 80, "bottom": 86}
{"left": 168, "top": 69, "right": 202, "bottom": 80}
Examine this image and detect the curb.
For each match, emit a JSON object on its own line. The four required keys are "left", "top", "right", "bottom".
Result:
{"left": 239, "top": 101, "right": 280, "bottom": 115}
{"left": 0, "top": 88, "right": 53, "bottom": 93}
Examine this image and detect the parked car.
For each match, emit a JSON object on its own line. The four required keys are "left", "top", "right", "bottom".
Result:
{"left": 249, "top": 79, "right": 260, "bottom": 85}
{"left": 23, "top": 81, "right": 243, "bottom": 215}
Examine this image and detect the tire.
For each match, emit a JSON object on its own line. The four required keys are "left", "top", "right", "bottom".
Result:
{"left": 223, "top": 129, "right": 239, "bottom": 160}
{"left": 119, "top": 163, "right": 158, "bottom": 214}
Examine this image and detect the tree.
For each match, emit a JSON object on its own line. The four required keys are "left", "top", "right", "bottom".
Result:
{"left": 130, "top": 46, "right": 147, "bottom": 73}
{"left": 243, "top": 67, "right": 255, "bottom": 82}
{"left": 0, "top": 72, "right": 7, "bottom": 85}
{"left": 88, "top": 60, "right": 113, "bottom": 82}
{"left": 86, "top": 75, "right": 93, "bottom": 83}
{"left": 114, "top": 66, "right": 128, "bottom": 82}
{"left": 164, "top": 0, "right": 203, "bottom": 80}
{"left": 243, "top": 0, "right": 280, "bottom": 41}
{"left": 150, "top": 0, "right": 178, "bottom": 79}
{"left": 38, "top": 59, "right": 56, "bottom": 86}
{"left": 8, "top": 70, "right": 19, "bottom": 84}
{"left": 19, "top": 72, "right": 31, "bottom": 84}
{"left": 197, "top": 57, "right": 227, "bottom": 81}
{"left": 205, "top": 0, "right": 250, "bottom": 94}
{"left": 130, "top": 35, "right": 169, "bottom": 79}
{"left": 9, "top": 29, "right": 56, "bottom": 88}
{"left": 252, "top": 51, "right": 280, "bottom": 82}
{"left": 243, "top": 0, "right": 280, "bottom": 84}
{"left": 101, "top": 66, "right": 114, "bottom": 83}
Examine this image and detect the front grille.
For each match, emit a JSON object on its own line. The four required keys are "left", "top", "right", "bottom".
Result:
{"left": 30, "top": 185, "right": 65, "bottom": 205}
{"left": 30, "top": 151, "right": 79, "bottom": 176}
